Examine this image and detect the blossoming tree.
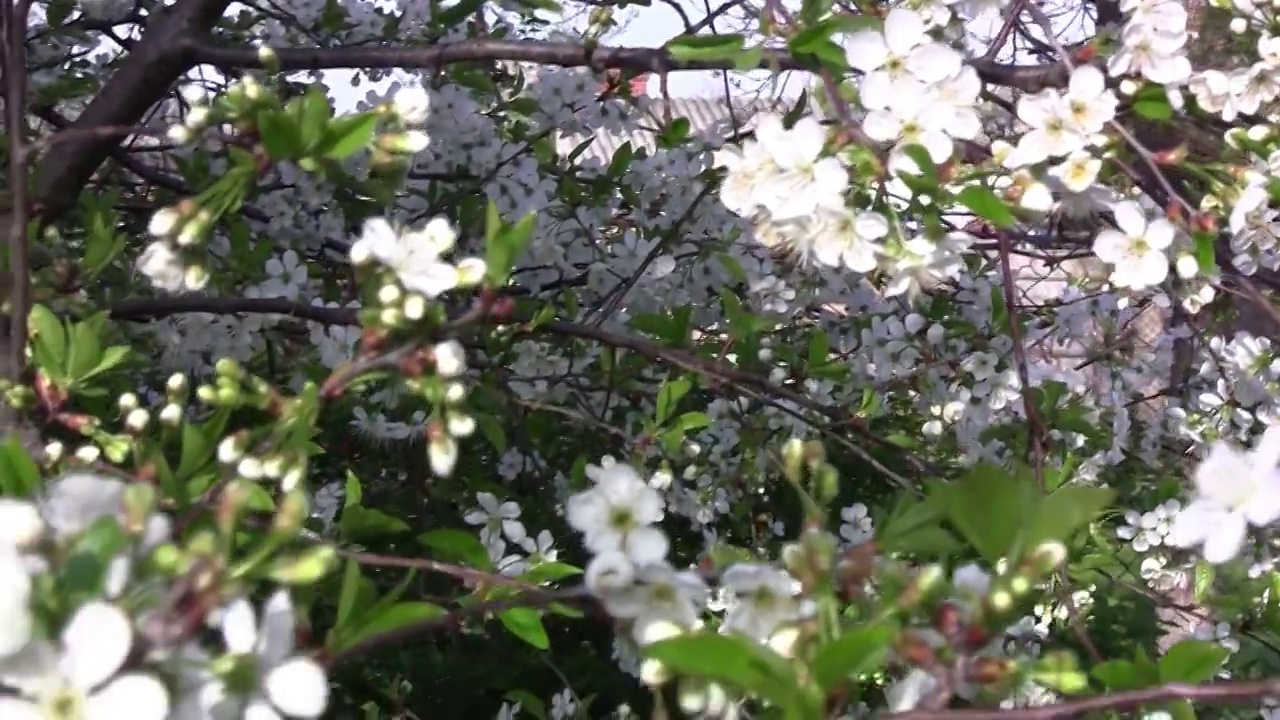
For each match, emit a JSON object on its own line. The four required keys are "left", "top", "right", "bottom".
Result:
{"left": 8, "top": 0, "right": 1280, "bottom": 715}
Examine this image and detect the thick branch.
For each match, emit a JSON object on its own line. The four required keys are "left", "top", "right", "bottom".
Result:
{"left": 32, "top": 0, "right": 233, "bottom": 224}
{"left": 896, "top": 678, "right": 1280, "bottom": 719}
{"left": 108, "top": 295, "right": 356, "bottom": 324}
{"left": 187, "top": 39, "right": 1072, "bottom": 93}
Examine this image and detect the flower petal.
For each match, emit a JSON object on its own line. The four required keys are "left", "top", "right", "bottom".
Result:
{"left": 258, "top": 591, "right": 297, "bottom": 667}
{"left": 222, "top": 598, "right": 259, "bottom": 655}
{"left": 265, "top": 657, "right": 330, "bottom": 719}
{"left": 87, "top": 673, "right": 170, "bottom": 720}
{"left": 0, "top": 697, "right": 42, "bottom": 720}
{"left": 62, "top": 601, "right": 132, "bottom": 690}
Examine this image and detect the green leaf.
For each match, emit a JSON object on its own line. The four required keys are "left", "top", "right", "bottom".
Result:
{"left": 484, "top": 211, "right": 537, "bottom": 285}
{"left": 655, "top": 377, "right": 692, "bottom": 426}
{"left": 267, "top": 545, "right": 338, "bottom": 584}
{"left": 64, "top": 317, "right": 102, "bottom": 379}
{"left": 811, "top": 622, "right": 897, "bottom": 690}
{"left": 0, "top": 437, "right": 40, "bottom": 496}
{"left": 877, "top": 492, "right": 960, "bottom": 555}
{"left": 1030, "top": 651, "right": 1089, "bottom": 694}
{"left": 61, "top": 516, "right": 127, "bottom": 601}
{"left": 46, "top": 0, "right": 74, "bottom": 26}
{"left": 1133, "top": 98, "right": 1172, "bottom": 120}
{"left": 418, "top": 528, "right": 493, "bottom": 570}
{"left": 176, "top": 411, "right": 228, "bottom": 481}
{"left": 334, "top": 558, "right": 367, "bottom": 630}
{"left": 807, "top": 331, "right": 829, "bottom": 367}
{"left": 606, "top": 142, "right": 634, "bottom": 177}
{"left": 340, "top": 506, "right": 411, "bottom": 540}
{"left": 956, "top": 185, "right": 1017, "bottom": 229}
{"left": 503, "top": 691, "right": 547, "bottom": 720}
{"left": 297, "top": 87, "right": 333, "bottom": 152}
{"left": 1092, "top": 659, "right": 1145, "bottom": 690}
{"left": 1024, "top": 485, "right": 1115, "bottom": 550}
{"left": 644, "top": 632, "right": 802, "bottom": 711}
{"left": 342, "top": 601, "right": 447, "bottom": 651}
{"left": 81, "top": 346, "right": 132, "bottom": 382}
{"left": 1158, "top": 640, "right": 1231, "bottom": 683}
{"left": 1193, "top": 562, "right": 1214, "bottom": 603}
{"left": 28, "top": 304, "right": 67, "bottom": 377}
{"left": 933, "top": 464, "right": 1037, "bottom": 564}
{"left": 257, "top": 110, "right": 302, "bottom": 160}
{"left": 897, "top": 144, "right": 937, "bottom": 183}
{"left": 321, "top": 113, "right": 379, "bottom": 160}
{"left": 343, "top": 469, "right": 363, "bottom": 509}
{"left": 666, "top": 34, "right": 746, "bottom": 62}
{"left": 500, "top": 607, "right": 550, "bottom": 649}
{"left": 475, "top": 413, "right": 507, "bottom": 453}
{"left": 672, "top": 411, "right": 711, "bottom": 433}
{"left": 521, "top": 561, "right": 582, "bottom": 585}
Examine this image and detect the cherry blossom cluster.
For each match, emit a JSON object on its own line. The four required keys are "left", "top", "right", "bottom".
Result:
{"left": 0, "top": 472, "right": 329, "bottom": 719}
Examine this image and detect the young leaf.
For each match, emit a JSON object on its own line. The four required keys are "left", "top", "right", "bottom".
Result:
{"left": 1158, "top": 640, "right": 1231, "bottom": 683}
{"left": 418, "top": 528, "right": 494, "bottom": 570}
{"left": 321, "top": 113, "right": 379, "bottom": 160}
{"left": 500, "top": 607, "right": 550, "bottom": 649}
{"left": 644, "top": 632, "right": 802, "bottom": 712}
{"left": 810, "top": 622, "right": 897, "bottom": 690}
{"left": 956, "top": 185, "right": 1017, "bottom": 229}
{"left": 666, "top": 34, "right": 746, "bottom": 62}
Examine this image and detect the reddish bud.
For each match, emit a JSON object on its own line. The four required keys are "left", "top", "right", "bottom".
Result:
{"left": 399, "top": 350, "right": 428, "bottom": 378}
{"left": 933, "top": 602, "right": 963, "bottom": 637}
{"left": 1073, "top": 43, "right": 1097, "bottom": 63}
{"left": 358, "top": 327, "right": 385, "bottom": 357}
{"left": 490, "top": 297, "right": 516, "bottom": 322}
{"left": 967, "top": 656, "right": 1014, "bottom": 685}
{"left": 1192, "top": 213, "right": 1218, "bottom": 234}
{"left": 55, "top": 412, "right": 96, "bottom": 433}
{"left": 962, "top": 624, "right": 989, "bottom": 650}
{"left": 897, "top": 633, "right": 937, "bottom": 667}
{"left": 135, "top": 463, "right": 159, "bottom": 485}
{"left": 1152, "top": 145, "right": 1188, "bottom": 165}
{"left": 36, "top": 372, "right": 66, "bottom": 412}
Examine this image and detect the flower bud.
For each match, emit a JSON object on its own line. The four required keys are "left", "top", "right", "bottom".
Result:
{"left": 217, "top": 434, "right": 246, "bottom": 465}
{"left": 74, "top": 444, "right": 101, "bottom": 464}
{"left": 184, "top": 265, "right": 210, "bottom": 292}
{"left": 148, "top": 208, "right": 182, "bottom": 238}
{"left": 446, "top": 412, "right": 476, "bottom": 438}
{"left": 118, "top": 392, "right": 140, "bottom": 413}
{"left": 403, "top": 293, "right": 426, "bottom": 321}
{"left": 256, "top": 44, "right": 280, "bottom": 72}
{"left": 125, "top": 408, "right": 150, "bottom": 433}
{"left": 216, "top": 480, "right": 250, "bottom": 536}
{"left": 273, "top": 489, "right": 309, "bottom": 535}
{"left": 122, "top": 483, "right": 157, "bottom": 534}
{"left": 433, "top": 340, "right": 466, "bottom": 377}
{"left": 159, "top": 403, "right": 183, "bottom": 427}
{"left": 166, "top": 125, "right": 194, "bottom": 145}
{"left": 377, "top": 284, "right": 401, "bottom": 305}
{"left": 428, "top": 432, "right": 458, "bottom": 477}
{"left": 237, "top": 457, "right": 264, "bottom": 480}
{"left": 444, "top": 382, "right": 467, "bottom": 404}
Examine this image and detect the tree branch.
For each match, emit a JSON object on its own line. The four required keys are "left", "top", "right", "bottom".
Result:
{"left": 187, "top": 39, "right": 1073, "bottom": 93}
{"left": 32, "top": 0, "right": 234, "bottom": 225}
{"left": 895, "top": 679, "right": 1280, "bottom": 719}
